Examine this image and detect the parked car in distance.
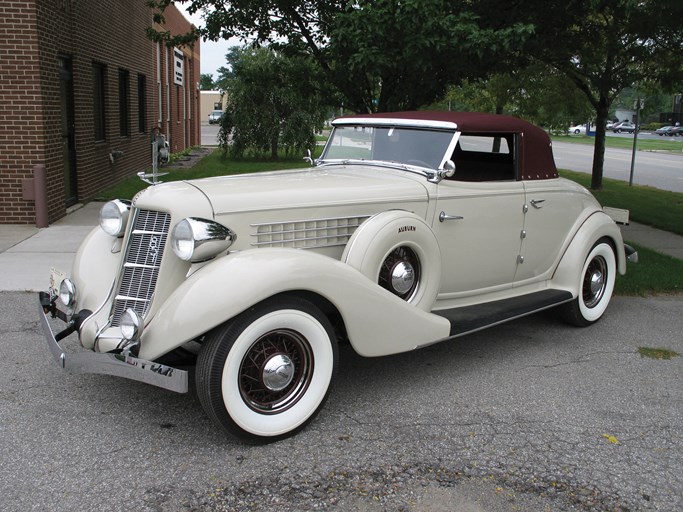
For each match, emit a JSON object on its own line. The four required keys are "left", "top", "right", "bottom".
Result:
{"left": 655, "top": 126, "right": 675, "bottom": 136}
{"left": 208, "top": 110, "right": 223, "bottom": 124}
{"left": 39, "top": 111, "right": 637, "bottom": 442}
{"left": 568, "top": 124, "right": 587, "bottom": 134}
{"left": 611, "top": 121, "right": 637, "bottom": 133}
{"left": 671, "top": 126, "right": 683, "bottom": 137}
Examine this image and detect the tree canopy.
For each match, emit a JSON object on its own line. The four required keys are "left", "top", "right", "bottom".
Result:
{"left": 148, "top": 0, "right": 683, "bottom": 188}
{"left": 148, "top": 0, "right": 532, "bottom": 113}
{"left": 521, "top": 0, "right": 683, "bottom": 188}
{"left": 199, "top": 73, "right": 215, "bottom": 90}
{"left": 219, "top": 47, "right": 327, "bottom": 159}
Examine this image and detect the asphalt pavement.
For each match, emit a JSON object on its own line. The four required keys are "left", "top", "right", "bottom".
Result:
{"left": 1, "top": 291, "right": 681, "bottom": 511}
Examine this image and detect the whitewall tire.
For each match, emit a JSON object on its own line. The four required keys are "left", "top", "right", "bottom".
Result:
{"left": 196, "top": 297, "right": 338, "bottom": 441}
{"left": 561, "top": 239, "right": 616, "bottom": 326}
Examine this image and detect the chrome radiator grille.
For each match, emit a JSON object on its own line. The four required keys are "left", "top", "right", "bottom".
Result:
{"left": 250, "top": 215, "right": 369, "bottom": 249}
{"left": 110, "top": 209, "right": 171, "bottom": 326}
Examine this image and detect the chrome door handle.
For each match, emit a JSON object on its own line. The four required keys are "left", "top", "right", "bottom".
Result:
{"left": 530, "top": 199, "right": 545, "bottom": 209}
{"left": 439, "top": 211, "right": 464, "bottom": 222}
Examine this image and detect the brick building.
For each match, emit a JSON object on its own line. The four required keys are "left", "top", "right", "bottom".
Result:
{"left": 0, "top": 0, "right": 200, "bottom": 225}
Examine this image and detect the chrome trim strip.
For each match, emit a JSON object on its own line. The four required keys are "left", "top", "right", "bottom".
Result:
{"left": 39, "top": 297, "right": 188, "bottom": 393}
{"left": 132, "top": 228, "right": 167, "bottom": 235}
{"left": 331, "top": 118, "right": 458, "bottom": 129}
{"left": 114, "top": 295, "right": 151, "bottom": 303}
{"left": 123, "top": 262, "right": 160, "bottom": 270}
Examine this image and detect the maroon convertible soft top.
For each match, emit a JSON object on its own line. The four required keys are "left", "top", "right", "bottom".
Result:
{"left": 339, "top": 111, "right": 558, "bottom": 181}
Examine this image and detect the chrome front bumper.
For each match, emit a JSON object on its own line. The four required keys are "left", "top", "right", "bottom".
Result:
{"left": 38, "top": 295, "right": 188, "bottom": 393}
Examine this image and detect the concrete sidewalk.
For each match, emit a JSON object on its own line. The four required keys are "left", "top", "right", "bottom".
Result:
{"left": 1, "top": 201, "right": 682, "bottom": 292}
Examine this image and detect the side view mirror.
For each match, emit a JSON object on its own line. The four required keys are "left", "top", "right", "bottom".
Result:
{"left": 303, "top": 149, "right": 313, "bottom": 166}
{"left": 428, "top": 160, "right": 456, "bottom": 183}
{"left": 441, "top": 159, "right": 456, "bottom": 178}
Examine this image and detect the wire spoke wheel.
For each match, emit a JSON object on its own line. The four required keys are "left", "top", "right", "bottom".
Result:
{"left": 196, "top": 298, "right": 337, "bottom": 441}
{"left": 238, "top": 329, "right": 314, "bottom": 414}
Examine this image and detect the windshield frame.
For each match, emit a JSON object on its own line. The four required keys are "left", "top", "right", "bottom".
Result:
{"left": 318, "top": 118, "right": 460, "bottom": 177}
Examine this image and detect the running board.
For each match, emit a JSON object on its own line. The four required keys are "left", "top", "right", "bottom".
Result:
{"left": 433, "top": 289, "right": 574, "bottom": 337}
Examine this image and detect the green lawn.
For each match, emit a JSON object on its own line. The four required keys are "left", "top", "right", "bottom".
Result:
{"left": 96, "top": 148, "right": 321, "bottom": 201}
{"left": 558, "top": 170, "right": 683, "bottom": 237}
{"left": 615, "top": 243, "right": 683, "bottom": 296}
{"left": 553, "top": 134, "right": 683, "bottom": 152}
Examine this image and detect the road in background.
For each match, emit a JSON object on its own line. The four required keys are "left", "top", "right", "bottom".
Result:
{"left": 553, "top": 139, "right": 683, "bottom": 193}
{"left": 201, "top": 123, "right": 220, "bottom": 146}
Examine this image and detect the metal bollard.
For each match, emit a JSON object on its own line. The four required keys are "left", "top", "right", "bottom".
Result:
{"left": 33, "top": 164, "right": 48, "bottom": 228}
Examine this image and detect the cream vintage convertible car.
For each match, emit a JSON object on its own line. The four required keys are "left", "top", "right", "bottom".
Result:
{"left": 39, "top": 111, "right": 636, "bottom": 441}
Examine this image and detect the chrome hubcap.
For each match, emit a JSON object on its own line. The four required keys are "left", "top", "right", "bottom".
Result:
{"left": 589, "top": 270, "right": 604, "bottom": 295}
{"left": 262, "top": 354, "right": 294, "bottom": 391}
{"left": 583, "top": 256, "right": 608, "bottom": 308}
{"left": 379, "top": 246, "right": 421, "bottom": 301}
{"left": 390, "top": 261, "right": 415, "bottom": 295}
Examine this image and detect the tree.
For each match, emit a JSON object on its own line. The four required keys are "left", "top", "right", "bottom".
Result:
{"left": 147, "top": 0, "right": 533, "bottom": 113}
{"left": 522, "top": 0, "right": 683, "bottom": 189}
{"left": 199, "top": 73, "right": 215, "bottom": 90}
{"left": 431, "top": 65, "right": 593, "bottom": 133}
{"left": 220, "top": 46, "right": 327, "bottom": 159}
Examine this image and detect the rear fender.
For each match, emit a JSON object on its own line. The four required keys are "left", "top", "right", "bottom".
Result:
{"left": 552, "top": 211, "right": 626, "bottom": 294}
{"left": 138, "top": 248, "right": 450, "bottom": 360}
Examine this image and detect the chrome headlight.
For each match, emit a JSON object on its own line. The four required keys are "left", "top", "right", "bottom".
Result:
{"left": 99, "top": 199, "right": 131, "bottom": 237}
{"left": 171, "top": 217, "right": 236, "bottom": 263}
{"left": 58, "top": 278, "right": 77, "bottom": 307}
{"left": 120, "top": 308, "right": 143, "bottom": 342}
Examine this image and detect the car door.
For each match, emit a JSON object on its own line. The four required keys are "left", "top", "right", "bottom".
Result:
{"left": 431, "top": 134, "right": 525, "bottom": 298}
{"left": 515, "top": 179, "right": 588, "bottom": 285}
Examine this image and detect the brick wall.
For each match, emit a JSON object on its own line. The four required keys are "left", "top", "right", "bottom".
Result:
{"left": 0, "top": 0, "right": 200, "bottom": 225}
{"left": 152, "top": 4, "right": 201, "bottom": 154}
{"left": 0, "top": 1, "right": 43, "bottom": 223}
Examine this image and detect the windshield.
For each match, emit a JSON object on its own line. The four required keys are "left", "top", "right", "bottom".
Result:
{"left": 321, "top": 125, "right": 455, "bottom": 170}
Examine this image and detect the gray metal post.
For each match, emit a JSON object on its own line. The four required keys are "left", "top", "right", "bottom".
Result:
{"left": 629, "top": 101, "right": 640, "bottom": 187}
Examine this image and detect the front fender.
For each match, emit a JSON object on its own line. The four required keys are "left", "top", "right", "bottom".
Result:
{"left": 552, "top": 211, "right": 626, "bottom": 294}
{"left": 139, "top": 249, "right": 451, "bottom": 360}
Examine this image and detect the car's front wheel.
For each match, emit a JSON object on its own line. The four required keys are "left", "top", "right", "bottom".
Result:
{"left": 196, "top": 297, "right": 338, "bottom": 442}
{"left": 560, "top": 239, "right": 616, "bottom": 327}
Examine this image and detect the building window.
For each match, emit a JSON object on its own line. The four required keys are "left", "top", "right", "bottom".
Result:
{"left": 119, "top": 69, "right": 130, "bottom": 137}
{"left": 92, "top": 62, "right": 106, "bottom": 141}
{"left": 137, "top": 74, "right": 146, "bottom": 133}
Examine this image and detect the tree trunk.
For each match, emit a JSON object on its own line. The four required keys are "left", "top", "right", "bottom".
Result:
{"left": 271, "top": 137, "right": 279, "bottom": 159}
{"left": 590, "top": 95, "right": 610, "bottom": 190}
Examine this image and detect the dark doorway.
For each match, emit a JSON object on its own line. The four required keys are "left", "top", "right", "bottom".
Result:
{"left": 58, "top": 56, "right": 78, "bottom": 207}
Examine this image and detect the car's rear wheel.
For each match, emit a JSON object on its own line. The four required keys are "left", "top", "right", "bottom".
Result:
{"left": 196, "top": 297, "right": 338, "bottom": 442}
{"left": 560, "top": 239, "right": 616, "bottom": 327}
